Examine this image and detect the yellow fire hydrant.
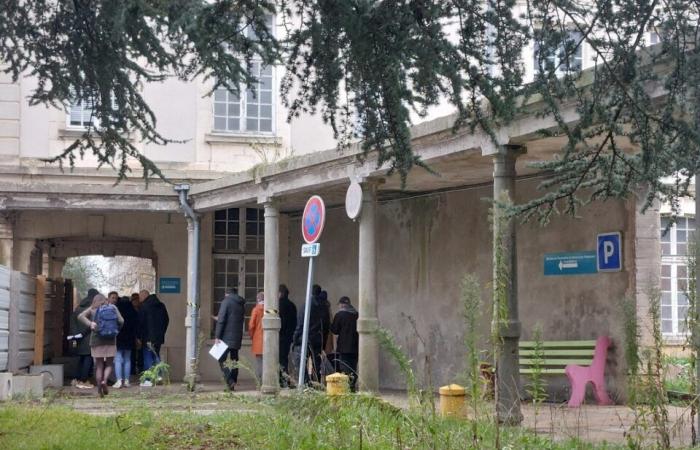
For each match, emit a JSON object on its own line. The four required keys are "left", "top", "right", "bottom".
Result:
{"left": 326, "top": 372, "right": 350, "bottom": 396}
{"left": 439, "top": 384, "right": 466, "bottom": 417}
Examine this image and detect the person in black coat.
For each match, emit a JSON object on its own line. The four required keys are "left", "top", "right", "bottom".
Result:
{"left": 330, "top": 296, "right": 359, "bottom": 390}
{"left": 293, "top": 284, "right": 330, "bottom": 385}
{"left": 278, "top": 284, "right": 297, "bottom": 387}
{"left": 137, "top": 290, "right": 169, "bottom": 372}
{"left": 69, "top": 288, "right": 98, "bottom": 388}
{"left": 214, "top": 287, "right": 246, "bottom": 390}
{"left": 114, "top": 296, "right": 138, "bottom": 388}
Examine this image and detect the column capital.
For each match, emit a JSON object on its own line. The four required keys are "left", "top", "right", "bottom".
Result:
{"left": 493, "top": 145, "right": 526, "bottom": 178}
{"left": 258, "top": 194, "right": 279, "bottom": 206}
{"left": 357, "top": 177, "right": 385, "bottom": 188}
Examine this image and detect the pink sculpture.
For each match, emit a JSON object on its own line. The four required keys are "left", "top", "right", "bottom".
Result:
{"left": 565, "top": 336, "right": 613, "bottom": 407}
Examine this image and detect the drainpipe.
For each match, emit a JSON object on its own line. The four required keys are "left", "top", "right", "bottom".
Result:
{"left": 175, "top": 184, "right": 200, "bottom": 384}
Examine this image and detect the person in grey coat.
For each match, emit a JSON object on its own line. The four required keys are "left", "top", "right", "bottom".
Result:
{"left": 214, "top": 287, "right": 246, "bottom": 390}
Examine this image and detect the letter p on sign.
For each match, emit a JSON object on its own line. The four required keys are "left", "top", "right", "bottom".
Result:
{"left": 597, "top": 232, "right": 622, "bottom": 272}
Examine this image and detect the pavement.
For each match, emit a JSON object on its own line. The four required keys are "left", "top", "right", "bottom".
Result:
{"left": 40, "top": 381, "right": 698, "bottom": 447}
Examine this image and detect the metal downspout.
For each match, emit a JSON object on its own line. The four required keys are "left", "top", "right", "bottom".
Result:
{"left": 175, "top": 184, "right": 200, "bottom": 382}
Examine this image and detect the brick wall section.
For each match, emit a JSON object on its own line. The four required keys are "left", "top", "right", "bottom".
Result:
{"left": 0, "top": 67, "right": 20, "bottom": 156}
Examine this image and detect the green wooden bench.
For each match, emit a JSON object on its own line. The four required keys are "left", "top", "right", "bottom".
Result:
{"left": 521, "top": 337, "right": 613, "bottom": 406}
{"left": 519, "top": 340, "right": 598, "bottom": 375}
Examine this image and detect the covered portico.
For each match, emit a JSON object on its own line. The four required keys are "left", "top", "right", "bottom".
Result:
{"left": 188, "top": 98, "right": 653, "bottom": 424}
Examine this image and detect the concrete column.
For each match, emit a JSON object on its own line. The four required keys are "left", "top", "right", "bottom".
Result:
{"left": 492, "top": 145, "right": 524, "bottom": 425}
{"left": 184, "top": 216, "right": 201, "bottom": 381}
{"left": 357, "top": 180, "right": 379, "bottom": 392}
{"left": 0, "top": 213, "right": 14, "bottom": 269}
{"left": 261, "top": 199, "right": 281, "bottom": 394}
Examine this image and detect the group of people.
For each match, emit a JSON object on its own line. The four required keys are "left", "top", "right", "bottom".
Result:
{"left": 69, "top": 288, "right": 169, "bottom": 396}
{"left": 215, "top": 283, "right": 359, "bottom": 391}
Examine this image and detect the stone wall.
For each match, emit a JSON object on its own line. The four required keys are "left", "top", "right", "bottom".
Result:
{"left": 286, "top": 177, "right": 638, "bottom": 400}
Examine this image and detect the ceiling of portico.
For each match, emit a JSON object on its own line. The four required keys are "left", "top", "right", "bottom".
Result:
{"left": 263, "top": 134, "right": 591, "bottom": 214}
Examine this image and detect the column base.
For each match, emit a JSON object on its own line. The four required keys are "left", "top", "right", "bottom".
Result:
{"left": 260, "top": 384, "right": 280, "bottom": 395}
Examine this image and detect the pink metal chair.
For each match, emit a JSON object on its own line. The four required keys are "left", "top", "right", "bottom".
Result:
{"left": 564, "top": 336, "right": 613, "bottom": 407}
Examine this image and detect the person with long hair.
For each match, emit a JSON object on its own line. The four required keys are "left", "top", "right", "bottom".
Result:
{"left": 78, "top": 293, "right": 124, "bottom": 397}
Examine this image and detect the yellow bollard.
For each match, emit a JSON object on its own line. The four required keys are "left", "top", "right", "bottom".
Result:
{"left": 439, "top": 384, "right": 466, "bottom": 417}
{"left": 326, "top": 372, "right": 350, "bottom": 396}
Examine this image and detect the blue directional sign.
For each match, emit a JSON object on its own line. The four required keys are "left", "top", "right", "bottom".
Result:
{"left": 159, "top": 277, "right": 181, "bottom": 294}
{"left": 544, "top": 251, "right": 598, "bottom": 276}
{"left": 597, "top": 232, "right": 622, "bottom": 272}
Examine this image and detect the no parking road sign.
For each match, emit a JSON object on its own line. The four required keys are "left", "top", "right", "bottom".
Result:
{"left": 302, "top": 195, "right": 326, "bottom": 244}
{"left": 298, "top": 195, "right": 326, "bottom": 390}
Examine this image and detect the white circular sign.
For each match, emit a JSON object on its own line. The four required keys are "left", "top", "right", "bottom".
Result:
{"left": 345, "top": 181, "right": 363, "bottom": 220}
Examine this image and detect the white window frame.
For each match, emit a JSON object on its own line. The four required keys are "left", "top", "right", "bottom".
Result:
{"left": 212, "top": 253, "right": 264, "bottom": 336}
{"left": 212, "top": 206, "right": 266, "bottom": 338}
{"left": 660, "top": 215, "right": 696, "bottom": 338}
{"left": 211, "top": 14, "right": 276, "bottom": 136}
{"left": 661, "top": 259, "right": 690, "bottom": 337}
{"left": 66, "top": 94, "right": 118, "bottom": 130}
{"left": 66, "top": 99, "right": 96, "bottom": 130}
{"left": 533, "top": 30, "right": 584, "bottom": 77}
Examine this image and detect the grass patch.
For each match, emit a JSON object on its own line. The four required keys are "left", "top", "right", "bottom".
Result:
{"left": 664, "top": 356, "right": 693, "bottom": 394}
{"left": 0, "top": 393, "right": 622, "bottom": 449}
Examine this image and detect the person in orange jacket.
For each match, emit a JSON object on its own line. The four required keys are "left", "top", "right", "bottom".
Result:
{"left": 248, "top": 291, "right": 265, "bottom": 381}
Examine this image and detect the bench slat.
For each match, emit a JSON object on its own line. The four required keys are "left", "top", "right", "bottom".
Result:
{"left": 519, "top": 349, "right": 595, "bottom": 357}
{"left": 520, "top": 358, "right": 592, "bottom": 366}
{"left": 521, "top": 368, "right": 566, "bottom": 375}
{"left": 519, "top": 340, "right": 597, "bottom": 349}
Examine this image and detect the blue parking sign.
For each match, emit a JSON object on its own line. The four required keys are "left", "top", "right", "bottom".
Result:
{"left": 597, "top": 232, "right": 622, "bottom": 272}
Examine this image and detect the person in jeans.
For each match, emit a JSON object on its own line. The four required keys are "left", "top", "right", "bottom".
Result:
{"left": 78, "top": 293, "right": 124, "bottom": 397}
{"left": 69, "top": 288, "right": 98, "bottom": 389}
{"left": 114, "top": 295, "right": 138, "bottom": 388}
{"left": 137, "top": 289, "right": 169, "bottom": 384}
{"left": 214, "top": 287, "right": 246, "bottom": 391}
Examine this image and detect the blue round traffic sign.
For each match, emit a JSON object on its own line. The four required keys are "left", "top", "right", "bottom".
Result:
{"left": 302, "top": 195, "right": 326, "bottom": 244}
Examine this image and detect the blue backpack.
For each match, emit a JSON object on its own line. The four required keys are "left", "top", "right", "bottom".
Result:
{"left": 95, "top": 305, "right": 119, "bottom": 338}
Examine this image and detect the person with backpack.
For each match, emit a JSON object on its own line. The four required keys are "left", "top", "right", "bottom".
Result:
{"left": 114, "top": 295, "right": 138, "bottom": 388}
{"left": 78, "top": 293, "right": 124, "bottom": 397}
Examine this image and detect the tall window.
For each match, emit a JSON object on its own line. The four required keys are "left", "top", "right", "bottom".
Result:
{"left": 212, "top": 14, "right": 274, "bottom": 134}
{"left": 660, "top": 216, "right": 696, "bottom": 336}
{"left": 533, "top": 31, "right": 583, "bottom": 75}
{"left": 213, "top": 63, "right": 273, "bottom": 134}
{"left": 212, "top": 207, "right": 265, "bottom": 336}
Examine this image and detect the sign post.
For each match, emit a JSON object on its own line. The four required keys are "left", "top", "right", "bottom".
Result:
{"left": 298, "top": 195, "right": 326, "bottom": 390}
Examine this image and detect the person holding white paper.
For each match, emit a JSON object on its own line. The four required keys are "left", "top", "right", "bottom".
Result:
{"left": 214, "top": 287, "right": 246, "bottom": 391}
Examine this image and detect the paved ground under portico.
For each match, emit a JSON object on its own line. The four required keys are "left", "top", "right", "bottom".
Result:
{"left": 37, "top": 382, "right": 695, "bottom": 447}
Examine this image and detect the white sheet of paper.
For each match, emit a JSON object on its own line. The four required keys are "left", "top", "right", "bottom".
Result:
{"left": 209, "top": 340, "right": 228, "bottom": 360}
